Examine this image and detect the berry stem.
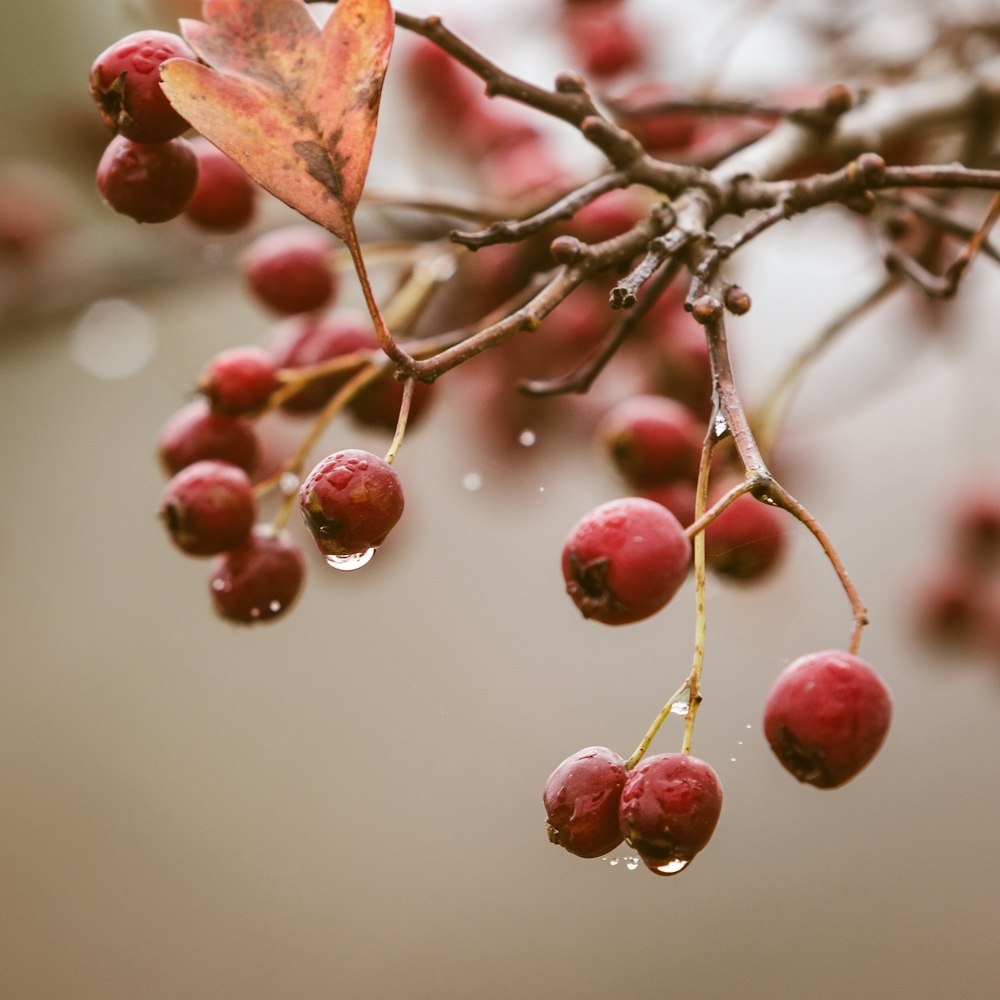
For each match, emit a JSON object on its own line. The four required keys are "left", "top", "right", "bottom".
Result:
{"left": 384, "top": 378, "right": 415, "bottom": 466}
{"left": 625, "top": 678, "right": 693, "bottom": 771}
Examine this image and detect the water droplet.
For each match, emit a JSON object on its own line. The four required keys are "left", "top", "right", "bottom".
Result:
{"left": 280, "top": 472, "right": 300, "bottom": 496}
{"left": 737, "top": 741, "right": 743, "bottom": 746}
{"left": 670, "top": 700, "right": 690, "bottom": 716}
{"left": 608, "top": 858, "right": 619, "bottom": 867}
{"left": 730, "top": 757, "right": 737, "bottom": 763}
{"left": 625, "top": 857, "right": 639, "bottom": 871}
{"left": 269, "top": 600, "right": 281, "bottom": 613}
{"left": 211, "top": 579, "right": 226, "bottom": 592}
{"left": 713, "top": 413, "right": 728, "bottom": 438}
{"left": 518, "top": 429, "right": 537, "bottom": 447}
{"left": 326, "top": 549, "right": 375, "bottom": 572}
{"left": 746, "top": 723, "right": 752, "bottom": 729}
{"left": 654, "top": 858, "right": 689, "bottom": 876}
{"left": 538, "top": 486, "right": 545, "bottom": 493}
{"left": 462, "top": 472, "right": 483, "bottom": 492}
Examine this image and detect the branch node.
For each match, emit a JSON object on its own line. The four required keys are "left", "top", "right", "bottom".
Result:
{"left": 691, "top": 295, "right": 723, "bottom": 324}
{"left": 550, "top": 235, "right": 587, "bottom": 265}
{"left": 555, "top": 70, "right": 586, "bottom": 94}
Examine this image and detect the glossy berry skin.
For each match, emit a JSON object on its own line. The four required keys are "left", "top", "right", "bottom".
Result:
{"left": 619, "top": 754, "right": 723, "bottom": 875}
{"left": 183, "top": 138, "right": 257, "bottom": 232}
{"left": 299, "top": 450, "right": 404, "bottom": 558}
{"left": 598, "top": 395, "right": 702, "bottom": 488}
{"left": 267, "top": 313, "right": 377, "bottom": 414}
{"left": 158, "top": 398, "right": 259, "bottom": 476}
{"left": 543, "top": 747, "right": 628, "bottom": 859}
{"left": 159, "top": 460, "right": 256, "bottom": 557}
{"left": 96, "top": 135, "right": 198, "bottom": 223}
{"left": 243, "top": 226, "right": 336, "bottom": 315}
{"left": 209, "top": 528, "right": 306, "bottom": 624}
{"left": 562, "top": 497, "right": 691, "bottom": 625}
{"left": 90, "top": 30, "right": 195, "bottom": 143}
{"left": 705, "top": 490, "right": 787, "bottom": 582}
{"left": 639, "top": 481, "right": 697, "bottom": 529}
{"left": 198, "top": 347, "right": 280, "bottom": 416}
{"left": 763, "top": 650, "right": 893, "bottom": 789}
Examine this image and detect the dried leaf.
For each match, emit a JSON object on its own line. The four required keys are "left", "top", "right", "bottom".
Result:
{"left": 160, "top": 0, "right": 395, "bottom": 241}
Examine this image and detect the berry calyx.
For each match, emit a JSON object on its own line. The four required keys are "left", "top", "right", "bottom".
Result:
{"left": 562, "top": 497, "right": 691, "bottom": 625}
{"left": 209, "top": 527, "right": 306, "bottom": 624}
{"left": 763, "top": 650, "right": 893, "bottom": 789}
{"left": 157, "top": 398, "right": 259, "bottom": 476}
{"left": 543, "top": 746, "right": 628, "bottom": 859}
{"left": 96, "top": 135, "right": 199, "bottom": 224}
{"left": 159, "top": 460, "right": 256, "bottom": 557}
{"left": 198, "top": 346, "right": 280, "bottom": 416}
{"left": 243, "top": 226, "right": 337, "bottom": 315}
{"left": 618, "top": 753, "right": 723, "bottom": 875}
{"left": 183, "top": 137, "right": 257, "bottom": 233}
{"left": 299, "top": 450, "right": 404, "bottom": 559}
{"left": 90, "top": 30, "right": 195, "bottom": 143}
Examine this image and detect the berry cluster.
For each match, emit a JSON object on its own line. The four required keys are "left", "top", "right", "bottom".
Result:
{"left": 913, "top": 487, "right": 1000, "bottom": 664}
{"left": 90, "top": 30, "right": 257, "bottom": 229}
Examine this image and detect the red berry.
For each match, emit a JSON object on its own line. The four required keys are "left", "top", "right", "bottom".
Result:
{"left": 954, "top": 488, "right": 1000, "bottom": 570}
{"left": 562, "top": 497, "right": 691, "bottom": 625}
{"left": 198, "top": 346, "right": 280, "bottom": 416}
{"left": 299, "top": 450, "right": 404, "bottom": 559}
{"left": 90, "top": 30, "right": 195, "bottom": 143}
{"left": 209, "top": 527, "right": 306, "bottom": 623}
{"left": 157, "top": 398, "right": 259, "bottom": 476}
{"left": 183, "top": 137, "right": 257, "bottom": 232}
{"left": 639, "top": 480, "right": 698, "bottom": 528}
{"left": 568, "top": 189, "right": 642, "bottom": 244}
{"left": 243, "top": 226, "right": 337, "bottom": 315}
{"left": 611, "top": 82, "right": 700, "bottom": 156}
{"left": 159, "top": 460, "right": 256, "bottom": 557}
{"left": 912, "top": 566, "right": 983, "bottom": 650}
{"left": 96, "top": 135, "right": 199, "bottom": 224}
{"left": 543, "top": 746, "right": 628, "bottom": 858}
{"left": 763, "top": 650, "right": 893, "bottom": 789}
{"left": 618, "top": 753, "right": 723, "bottom": 875}
{"left": 267, "top": 313, "right": 378, "bottom": 414}
{"left": 349, "top": 372, "right": 435, "bottom": 432}
{"left": 598, "top": 395, "right": 703, "bottom": 488}
{"left": 705, "top": 488, "right": 787, "bottom": 582}
{"left": 561, "top": 4, "right": 645, "bottom": 79}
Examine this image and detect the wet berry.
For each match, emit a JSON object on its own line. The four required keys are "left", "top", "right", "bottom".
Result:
{"left": 619, "top": 753, "right": 723, "bottom": 875}
{"left": 209, "top": 527, "right": 306, "bottom": 623}
{"left": 763, "top": 650, "right": 893, "bottom": 789}
{"left": 243, "top": 226, "right": 337, "bottom": 315}
{"left": 562, "top": 497, "right": 691, "bottom": 625}
{"left": 267, "top": 313, "right": 377, "bottom": 414}
{"left": 159, "top": 460, "right": 256, "bottom": 556}
{"left": 90, "top": 30, "right": 195, "bottom": 143}
{"left": 157, "top": 398, "right": 259, "bottom": 476}
{"left": 299, "top": 450, "right": 404, "bottom": 558}
{"left": 543, "top": 746, "right": 628, "bottom": 858}
{"left": 96, "top": 135, "right": 198, "bottom": 223}
{"left": 705, "top": 489, "right": 787, "bottom": 583}
{"left": 597, "top": 395, "right": 703, "bottom": 488}
{"left": 639, "top": 480, "right": 698, "bottom": 528}
{"left": 198, "top": 346, "right": 280, "bottom": 416}
{"left": 183, "top": 137, "right": 257, "bottom": 232}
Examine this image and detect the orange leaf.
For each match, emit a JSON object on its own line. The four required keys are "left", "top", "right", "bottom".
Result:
{"left": 160, "top": 0, "right": 394, "bottom": 242}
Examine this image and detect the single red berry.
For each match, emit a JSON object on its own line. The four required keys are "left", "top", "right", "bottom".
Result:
{"left": 543, "top": 746, "right": 628, "bottom": 859}
{"left": 243, "top": 226, "right": 337, "bottom": 315}
{"left": 562, "top": 497, "right": 691, "bottom": 625}
{"left": 639, "top": 480, "right": 698, "bottom": 528}
{"left": 954, "top": 488, "right": 1000, "bottom": 570}
{"left": 705, "top": 488, "right": 787, "bottom": 583}
{"left": 299, "top": 450, "right": 404, "bottom": 559}
{"left": 160, "top": 460, "right": 256, "bottom": 557}
{"left": 157, "top": 398, "right": 259, "bottom": 476}
{"left": 198, "top": 346, "right": 280, "bottom": 416}
{"left": 598, "top": 395, "right": 703, "bottom": 488}
{"left": 267, "top": 313, "right": 378, "bottom": 414}
{"left": 560, "top": 4, "right": 645, "bottom": 79}
{"left": 183, "top": 137, "right": 257, "bottom": 233}
{"left": 567, "top": 189, "right": 642, "bottom": 244}
{"left": 763, "top": 650, "right": 893, "bottom": 789}
{"left": 349, "top": 373, "right": 435, "bottom": 432}
{"left": 90, "top": 30, "right": 195, "bottom": 143}
{"left": 618, "top": 753, "right": 723, "bottom": 875}
{"left": 912, "top": 566, "right": 984, "bottom": 650}
{"left": 96, "top": 135, "right": 199, "bottom": 224}
{"left": 611, "top": 82, "right": 700, "bottom": 156}
{"left": 209, "top": 527, "right": 306, "bottom": 624}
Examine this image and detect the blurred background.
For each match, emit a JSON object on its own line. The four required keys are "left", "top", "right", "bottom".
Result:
{"left": 3, "top": 1, "right": 1000, "bottom": 998}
